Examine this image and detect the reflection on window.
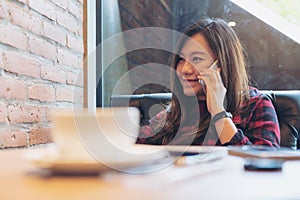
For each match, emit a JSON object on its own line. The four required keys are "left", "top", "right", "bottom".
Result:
{"left": 224, "top": 0, "right": 300, "bottom": 90}
{"left": 255, "top": 0, "right": 300, "bottom": 28}
{"left": 97, "top": 0, "right": 300, "bottom": 107}
{"left": 232, "top": 0, "right": 300, "bottom": 44}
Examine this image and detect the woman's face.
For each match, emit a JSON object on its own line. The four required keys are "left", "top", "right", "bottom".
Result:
{"left": 176, "top": 32, "right": 217, "bottom": 99}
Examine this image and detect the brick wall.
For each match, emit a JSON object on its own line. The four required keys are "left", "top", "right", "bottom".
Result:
{"left": 0, "top": 0, "right": 84, "bottom": 148}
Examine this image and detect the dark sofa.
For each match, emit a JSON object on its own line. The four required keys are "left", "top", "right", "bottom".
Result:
{"left": 111, "top": 91, "right": 300, "bottom": 149}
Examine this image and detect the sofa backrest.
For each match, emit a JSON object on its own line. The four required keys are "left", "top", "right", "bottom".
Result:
{"left": 261, "top": 91, "right": 300, "bottom": 149}
{"left": 110, "top": 91, "right": 300, "bottom": 149}
{"left": 111, "top": 93, "right": 171, "bottom": 126}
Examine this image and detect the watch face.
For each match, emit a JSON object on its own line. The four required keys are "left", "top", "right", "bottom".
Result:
{"left": 226, "top": 112, "right": 232, "bottom": 118}
{"left": 218, "top": 111, "right": 232, "bottom": 118}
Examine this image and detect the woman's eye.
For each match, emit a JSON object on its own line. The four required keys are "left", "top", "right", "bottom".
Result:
{"left": 192, "top": 57, "right": 203, "bottom": 62}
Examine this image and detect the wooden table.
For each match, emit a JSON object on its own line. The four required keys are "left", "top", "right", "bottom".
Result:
{"left": 1, "top": 147, "right": 300, "bottom": 200}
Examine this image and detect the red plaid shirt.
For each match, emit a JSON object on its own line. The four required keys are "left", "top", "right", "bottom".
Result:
{"left": 137, "top": 88, "right": 280, "bottom": 147}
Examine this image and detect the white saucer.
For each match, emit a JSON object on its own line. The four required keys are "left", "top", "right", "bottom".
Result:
{"left": 25, "top": 148, "right": 107, "bottom": 175}
{"left": 25, "top": 147, "right": 172, "bottom": 175}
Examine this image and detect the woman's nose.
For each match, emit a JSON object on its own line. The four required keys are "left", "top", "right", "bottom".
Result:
{"left": 181, "top": 61, "right": 194, "bottom": 74}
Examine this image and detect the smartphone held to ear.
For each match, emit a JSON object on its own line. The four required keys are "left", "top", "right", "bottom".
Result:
{"left": 208, "top": 60, "right": 219, "bottom": 71}
{"left": 199, "top": 60, "right": 219, "bottom": 93}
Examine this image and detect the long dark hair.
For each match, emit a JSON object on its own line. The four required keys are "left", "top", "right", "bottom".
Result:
{"left": 155, "top": 18, "right": 249, "bottom": 145}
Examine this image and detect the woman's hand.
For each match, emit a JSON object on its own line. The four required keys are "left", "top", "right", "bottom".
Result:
{"left": 198, "top": 68, "right": 227, "bottom": 116}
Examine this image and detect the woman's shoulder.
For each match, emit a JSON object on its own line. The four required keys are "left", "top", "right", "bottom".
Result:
{"left": 248, "top": 86, "right": 273, "bottom": 106}
{"left": 249, "top": 86, "right": 260, "bottom": 97}
{"left": 238, "top": 87, "right": 275, "bottom": 120}
{"left": 249, "top": 86, "right": 266, "bottom": 99}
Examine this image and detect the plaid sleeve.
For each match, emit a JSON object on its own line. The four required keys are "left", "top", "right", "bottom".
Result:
{"left": 136, "top": 110, "right": 167, "bottom": 144}
{"left": 229, "top": 94, "right": 280, "bottom": 147}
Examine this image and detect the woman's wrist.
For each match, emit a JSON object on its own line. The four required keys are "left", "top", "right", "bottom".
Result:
{"left": 211, "top": 108, "right": 226, "bottom": 117}
{"left": 210, "top": 110, "right": 232, "bottom": 124}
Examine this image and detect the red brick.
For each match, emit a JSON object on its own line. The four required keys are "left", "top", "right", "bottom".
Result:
{"left": 78, "top": 22, "right": 83, "bottom": 36}
{"left": 66, "top": 70, "right": 84, "bottom": 86}
{"left": 0, "top": 49, "right": 3, "bottom": 67}
{"left": 0, "top": 76, "right": 27, "bottom": 100}
{"left": 3, "top": 51, "right": 40, "bottom": 78}
{"left": 28, "top": 0, "right": 56, "bottom": 21}
{"left": 41, "top": 106, "right": 53, "bottom": 122}
{"left": 28, "top": 83, "right": 56, "bottom": 102}
{"left": 29, "top": 127, "right": 53, "bottom": 145}
{"left": 72, "top": 86, "right": 83, "bottom": 104}
{"left": 0, "top": 23, "right": 27, "bottom": 50}
{"left": 40, "top": 65, "right": 66, "bottom": 83}
{"left": 16, "top": 0, "right": 27, "bottom": 4}
{"left": 8, "top": 3, "right": 43, "bottom": 34}
{"left": 67, "top": 34, "right": 83, "bottom": 53}
{"left": 43, "top": 21, "right": 66, "bottom": 45}
{"left": 69, "top": 0, "right": 82, "bottom": 21}
{"left": 57, "top": 47, "right": 81, "bottom": 68}
{"left": 0, "top": 103, "right": 6, "bottom": 123}
{"left": 56, "top": 87, "right": 74, "bottom": 102}
{"left": 28, "top": 35, "right": 56, "bottom": 60}
{"left": 27, "top": 13, "right": 44, "bottom": 34}
{"left": 0, "top": 0, "right": 8, "bottom": 19}
{"left": 8, "top": 104, "right": 42, "bottom": 123}
{"left": 0, "top": 129, "right": 28, "bottom": 148}
{"left": 57, "top": 10, "right": 79, "bottom": 33}
{"left": 66, "top": 71, "right": 77, "bottom": 85}
{"left": 9, "top": 5, "right": 29, "bottom": 28}
{"left": 51, "top": 0, "right": 68, "bottom": 10}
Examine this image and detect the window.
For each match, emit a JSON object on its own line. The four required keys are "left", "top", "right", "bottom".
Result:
{"left": 255, "top": 0, "right": 300, "bottom": 28}
{"left": 229, "top": 0, "right": 300, "bottom": 90}
{"left": 89, "top": 0, "right": 300, "bottom": 108}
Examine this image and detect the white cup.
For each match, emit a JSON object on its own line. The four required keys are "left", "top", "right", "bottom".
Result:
{"left": 50, "top": 107, "right": 140, "bottom": 162}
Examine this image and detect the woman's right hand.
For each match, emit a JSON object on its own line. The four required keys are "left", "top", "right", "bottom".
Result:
{"left": 198, "top": 68, "right": 226, "bottom": 116}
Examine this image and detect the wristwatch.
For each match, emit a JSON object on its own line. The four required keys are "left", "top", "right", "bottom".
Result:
{"left": 210, "top": 111, "right": 232, "bottom": 124}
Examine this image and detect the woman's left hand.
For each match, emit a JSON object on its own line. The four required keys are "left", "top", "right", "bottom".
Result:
{"left": 198, "top": 68, "right": 227, "bottom": 116}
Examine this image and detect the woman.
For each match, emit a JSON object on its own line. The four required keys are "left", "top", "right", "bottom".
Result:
{"left": 137, "top": 18, "right": 280, "bottom": 147}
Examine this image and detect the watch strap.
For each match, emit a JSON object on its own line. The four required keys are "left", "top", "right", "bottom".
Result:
{"left": 210, "top": 111, "right": 232, "bottom": 124}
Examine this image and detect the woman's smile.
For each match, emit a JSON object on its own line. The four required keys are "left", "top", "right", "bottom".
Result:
{"left": 180, "top": 77, "right": 199, "bottom": 86}
{"left": 182, "top": 78, "right": 198, "bottom": 82}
